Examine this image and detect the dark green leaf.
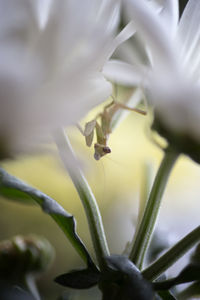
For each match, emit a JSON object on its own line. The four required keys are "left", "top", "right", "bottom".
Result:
{"left": 157, "top": 290, "right": 177, "bottom": 300}
{"left": 153, "top": 263, "right": 200, "bottom": 290}
{"left": 55, "top": 267, "right": 100, "bottom": 289}
{"left": 0, "top": 171, "right": 34, "bottom": 204}
{"left": 190, "top": 243, "right": 200, "bottom": 264}
{"left": 175, "top": 264, "right": 200, "bottom": 284}
{"left": 142, "top": 226, "right": 200, "bottom": 281}
{"left": 177, "top": 281, "right": 200, "bottom": 299}
{"left": 0, "top": 168, "right": 95, "bottom": 267}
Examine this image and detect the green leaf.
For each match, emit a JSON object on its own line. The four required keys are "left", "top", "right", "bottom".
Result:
{"left": 190, "top": 242, "right": 200, "bottom": 264}
{"left": 177, "top": 281, "right": 200, "bottom": 299}
{"left": 142, "top": 226, "right": 200, "bottom": 281}
{"left": 175, "top": 264, "right": 200, "bottom": 284}
{"left": 153, "top": 263, "right": 200, "bottom": 290}
{"left": 54, "top": 130, "right": 109, "bottom": 271}
{"left": 0, "top": 171, "right": 34, "bottom": 204}
{"left": 0, "top": 168, "right": 95, "bottom": 267}
{"left": 157, "top": 290, "right": 177, "bottom": 300}
{"left": 55, "top": 266, "right": 100, "bottom": 289}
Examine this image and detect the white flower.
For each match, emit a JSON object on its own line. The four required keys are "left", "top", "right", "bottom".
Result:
{"left": 0, "top": 0, "right": 126, "bottom": 158}
{"left": 103, "top": 0, "right": 200, "bottom": 145}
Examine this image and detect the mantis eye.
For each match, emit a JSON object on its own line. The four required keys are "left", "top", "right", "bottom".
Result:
{"left": 103, "top": 146, "right": 111, "bottom": 154}
{"left": 94, "top": 144, "right": 111, "bottom": 160}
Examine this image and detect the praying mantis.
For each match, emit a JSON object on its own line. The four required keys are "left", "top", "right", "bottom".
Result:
{"left": 80, "top": 88, "right": 147, "bottom": 160}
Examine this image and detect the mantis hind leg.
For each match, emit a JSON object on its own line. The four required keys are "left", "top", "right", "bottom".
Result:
{"left": 114, "top": 102, "right": 147, "bottom": 116}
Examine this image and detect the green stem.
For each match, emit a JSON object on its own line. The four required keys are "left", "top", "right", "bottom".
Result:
{"left": 142, "top": 225, "right": 200, "bottom": 281}
{"left": 54, "top": 129, "right": 109, "bottom": 271}
{"left": 139, "top": 163, "right": 153, "bottom": 226}
{"left": 133, "top": 163, "right": 153, "bottom": 255}
{"left": 129, "top": 146, "right": 179, "bottom": 269}
{"left": 128, "top": 163, "right": 152, "bottom": 268}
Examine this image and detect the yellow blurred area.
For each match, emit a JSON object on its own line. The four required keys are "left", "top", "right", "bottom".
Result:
{"left": 1, "top": 94, "right": 200, "bottom": 299}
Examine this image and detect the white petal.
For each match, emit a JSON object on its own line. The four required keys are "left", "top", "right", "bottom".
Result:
{"left": 188, "top": 42, "right": 200, "bottom": 81}
{"left": 106, "top": 21, "right": 136, "bottom": 60}
{"left": 49, "top": 73, "right": 113, "bottom": 129}
{"left": 97, "top": 0, "right": 121, "bottom": 35}
{"left": 0, "top": 0, "right": 117, "bottom": 156}
{"left": 178, "top": 0, "right": 200, "bottom": 63}
{"left": 145, "top": 0, "right": 162, "bottom": 13}
{"left": 0, "top": 0, "right": 40, "bottom": 43}
{"left": 115, "top": 39, "right": 147, "bottom": 66}
{"left": 36, "top": 0, "right": 53, "bottom": 29}
{"left": 78, "top": 74, "right": 113, "bottom": 117}
{"left": 125, "top": 0, "right": 176, "bottom": 70}
{"left": 103, "top": 59, "right": 148, "bottom": 87}
{"left": 159, "top": 0, "right": 179, "bottom": 36}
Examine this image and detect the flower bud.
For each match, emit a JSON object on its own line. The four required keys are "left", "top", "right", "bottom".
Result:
{"left": 0, "top": 235, "right": 54, "bottom": 281}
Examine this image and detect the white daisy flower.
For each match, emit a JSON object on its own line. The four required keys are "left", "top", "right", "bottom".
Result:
{"left": 0, "top": 0, "right": 126, "bottom": 158}
{"left": 103, "top": 0, "right": 200, "bottom": 161}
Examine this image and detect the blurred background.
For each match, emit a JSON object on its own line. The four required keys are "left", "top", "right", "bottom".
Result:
{"left": 0, "top": 0, "right": 196, "bottom": 299}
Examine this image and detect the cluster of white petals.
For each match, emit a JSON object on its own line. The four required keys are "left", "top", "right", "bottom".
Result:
{"left": 0, "top": 0, "right": 123, "bottom": 157}
{"left": 104, "top": 0, "right": 200, "bottom": 142}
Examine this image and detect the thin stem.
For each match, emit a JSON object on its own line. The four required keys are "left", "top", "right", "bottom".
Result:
{"left": 142, "top": 225, "right": 200, "bottom": 281}
{"left": 54, "top": 128, "right": 109, "bottom": 271}
{"left": 139, "top": 163, "right": 153, "bottom": 225}
{"left": 129, "top": 146, "right": 179, "bottom": 269}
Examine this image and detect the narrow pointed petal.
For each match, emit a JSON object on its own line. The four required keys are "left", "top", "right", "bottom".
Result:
{"left": 125, "top": 0, "right": 176, "bottom": 70}
{"left": 97, "top": 0, "right": 120, "bottom": 35}
{"left": 106, "top": 21, "right": 136, "bottom": 60}
{"left": 36, "top": 0, "right": 53, "bottom": 29}
{"left": 103, "top": 59, "right": 148, "bottom": 87}
{"left": 190, "top": 43, "right": 200, "bottom": 81}
{"left": 178, "top": 0, "right": 200, "bottom": 63}
{"left": 160, "top": 0, "right": 179, "bottom": 36}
